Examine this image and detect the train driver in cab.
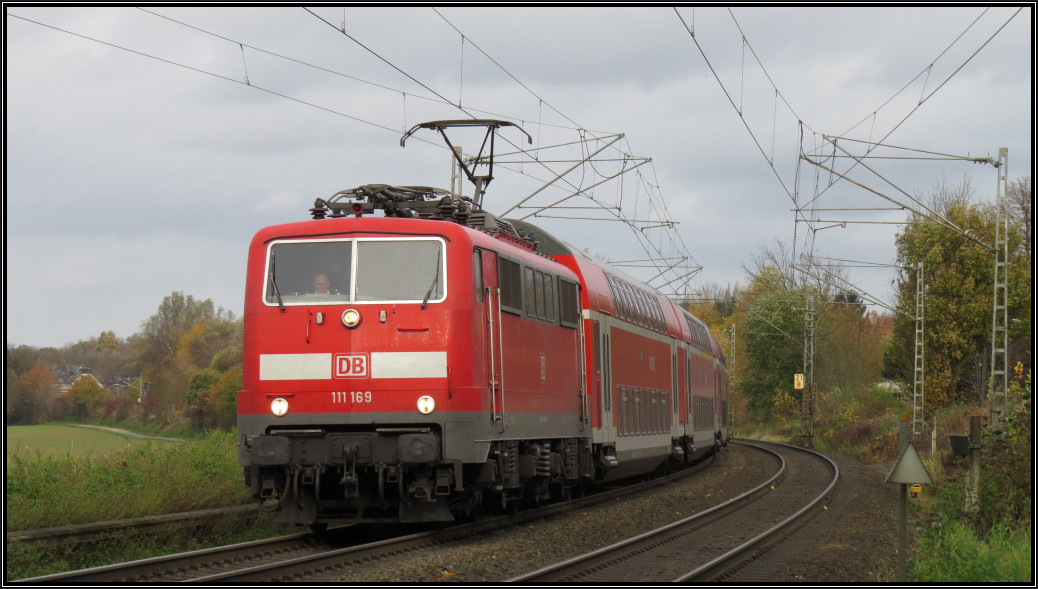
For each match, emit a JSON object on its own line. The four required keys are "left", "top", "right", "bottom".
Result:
{"left": 313, "top": 273, "right": 332, "bottom": 295}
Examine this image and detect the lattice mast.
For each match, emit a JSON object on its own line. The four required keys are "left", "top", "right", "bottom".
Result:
{"left": 913, "top": 262, "right": 925, "bottom": 434}
{"left": 989, "top": 147, "right": 1009, "bottom": 426}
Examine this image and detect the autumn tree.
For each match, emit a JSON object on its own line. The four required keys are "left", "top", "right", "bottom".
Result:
{"left": 889, "top": 178, "right": 1032, "bottom": 408}
{"left": 7, "top": 367, "right": 27, "bottom": 423}
{"left": 136, "top": 292, "right": 218, "bottom": 365}
{"left": 67, "top": 374, "right": 109, "bottom": 419}
{"left": 813, "top": 293, "right": 888, "bottom": 395}
{"left": 16, "top": 365, "right": 56, "bottom": 424}
{"left": 145, "top": 357, "right": 192, "bottom": 425}
{"left": 6, "top": 344, "right": 43, "bottom": 377}
{"left": 135, "top": 291, "right": 242, "bottom": 426}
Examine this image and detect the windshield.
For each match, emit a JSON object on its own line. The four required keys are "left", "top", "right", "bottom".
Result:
{"left": 356, "top": 240, "right": 443, "bottom": 302}
{"left": 264, "top": 238, "right": 445, "bottom": 306}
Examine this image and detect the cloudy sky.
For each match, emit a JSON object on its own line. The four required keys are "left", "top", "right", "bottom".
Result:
{"left": 6, "top": 6, "right": 1032, "bottom": 348}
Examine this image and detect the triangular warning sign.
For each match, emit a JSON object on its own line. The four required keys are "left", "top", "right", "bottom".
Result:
{"left": 885, "top": 441, "right": 933, "bottom": 485}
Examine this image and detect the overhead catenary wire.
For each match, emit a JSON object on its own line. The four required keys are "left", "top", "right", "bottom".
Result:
{"left": 673, "top": 7, "right": 799, "bottom": 206}
{"left": 431, "top": 8, "right": 587, "bottom": 134}
{"left": 805, "top": 7, "right": 1023, "bottom": 206}
{"left": 790, "top": 7, "right": 1021, "bottom": 297}
{"left": 419, "top": 12, "right": 704, "bottom": 290}
{"left": 5, "top": 12, "right": 417, "bottom": 140}
{"left": 11, "top": 7, "right": 700, "bottom": 300}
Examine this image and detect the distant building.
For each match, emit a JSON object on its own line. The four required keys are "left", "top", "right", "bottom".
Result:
{"left": 53, "top": 365, "right": 95, "bottom": 398}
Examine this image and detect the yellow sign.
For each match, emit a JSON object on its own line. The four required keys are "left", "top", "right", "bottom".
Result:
{"left": 794, "top": 374, "right": 805, "bottom": 390}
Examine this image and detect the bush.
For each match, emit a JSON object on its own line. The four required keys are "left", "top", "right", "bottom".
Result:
{"left": 911, "top": 520, "right": 1032, "bottom": 582}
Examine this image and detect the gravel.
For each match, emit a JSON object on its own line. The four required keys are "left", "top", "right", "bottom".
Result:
{"left": 332, "top": 443, "right": 899, "bottom": 583}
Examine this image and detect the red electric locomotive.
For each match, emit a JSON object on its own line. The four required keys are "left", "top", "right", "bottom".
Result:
{"left": 237, "top": 122, "right": 728, "bottom": 526}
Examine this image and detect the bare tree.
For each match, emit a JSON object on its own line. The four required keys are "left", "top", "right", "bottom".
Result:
{"left": 743, "top": 239, "right": 797, "bottom": 291}
{"left": 1006, "top": 175, "right": 1032, "bottom": 262}
{"left": 921, "top": 173, "right": 976, "bottom": 216}
{"left": 694, "top": 281, "right": 742, "bottom": 318}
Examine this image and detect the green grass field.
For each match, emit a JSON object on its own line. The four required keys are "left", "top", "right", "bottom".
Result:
{"left": 6, "top": 424, "right": 175, "bottom": 457}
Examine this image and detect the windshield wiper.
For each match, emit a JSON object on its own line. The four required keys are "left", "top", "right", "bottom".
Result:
{"left": 421, "top": 257, "right": 441, "bottom": 310}
{"left": 269, "top": 250, "right": 285, "bottom": 312}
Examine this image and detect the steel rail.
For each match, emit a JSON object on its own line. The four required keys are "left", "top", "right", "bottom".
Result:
{"left": 675, "top": 441, "right": 839, "bottom": 582}
{"left": 187, "top": 455, "right": 719, "bottom": 582}
{"left": 17, "top": 453, "right": 718, "bottom": 583}
{"left": 6, "top": 504, "right": 263, "bottom": 549}
{"left": 507, "top": 440, "right": 837, "bottom": 583}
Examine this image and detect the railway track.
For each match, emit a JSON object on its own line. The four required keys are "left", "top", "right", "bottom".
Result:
{"left": 6, "top": 505, "right": 265, "bottom": 549}
{"left": 17, "top": 452, "right": 718, "bottom": 583}
{"left": 508, "top": 440, "right": 838, "bottom": 583}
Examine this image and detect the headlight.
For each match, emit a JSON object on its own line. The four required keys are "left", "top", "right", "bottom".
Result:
{"left": 417, "top": 395, "right": 436, "bottom": 415}
{"left": 270, "top": 397, "right": 290, "bottom": 417}
{"left": 342, "top": 308, "right": 362, "bottom": 328}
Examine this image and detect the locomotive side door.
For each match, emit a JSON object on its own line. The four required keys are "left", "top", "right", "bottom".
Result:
{"left": 479, "top": 249, "right": 505, "bottom": 428}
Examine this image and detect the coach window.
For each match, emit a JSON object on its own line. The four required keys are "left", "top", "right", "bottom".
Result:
{"left": 629, "top": 289, "right": 641, "bottom": 327}
{"left": 622, "top": 282, "right": 635, "bottom": 323}
{"left": 619, "top": 281, "right": 632, "bottom": 324}
{"left": 610, "top": 275, "right": 625, "bottom": 321}
{"left": 652, "top": 299, "right": 663, "bottom": 332}
{"left": 635, "top": 290, "right": 648, "bottom": 328}
{"left": 633, "top": 287, "right": 646, "bottom": 328}
{"left": 606, "top": 275, "right": 622, "bottom": 320}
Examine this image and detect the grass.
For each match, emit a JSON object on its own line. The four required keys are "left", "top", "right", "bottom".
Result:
{"left": 5, "top": 428, "right": 250, "bottom": 530}
{"left": 910, "top": 511, "right": 1032, "bottom": 582}
{"left": 6, "top": 424, "right": 177, "bottom": 457}
{"left": 5, "top": 425, "right": 283, "bottom": 580}
{"left": 740, "top": 374, "right": 1032, "bottom": 583}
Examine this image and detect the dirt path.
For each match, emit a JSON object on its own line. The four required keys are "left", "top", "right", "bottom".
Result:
{"left": 66, "top": 423, "right": 184, "bottom": 442}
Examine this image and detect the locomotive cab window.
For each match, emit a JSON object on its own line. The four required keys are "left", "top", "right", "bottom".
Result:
{"left": 264, "top": 238, "right": 445, "bottom": 306}
{"left": 265, "top": 240, "right": 352, "bottom": 303}
{"left": 356, "top": 240, "right": 443, "bottom": 302}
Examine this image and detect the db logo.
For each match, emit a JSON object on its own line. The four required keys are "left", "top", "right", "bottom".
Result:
{"left": 334, "top": 354, "right": 368, "bottom": 378}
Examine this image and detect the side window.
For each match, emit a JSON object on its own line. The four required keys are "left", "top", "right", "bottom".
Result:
{"left": 558, "top": 278, "right": 580, "bottom": 329}
{"left": 534, "top": 270, "right": 546, "bottom": 320}
{"left": 635, "top": 290, "right": 647, "bottom": 328}
{"left": 543, "top": 273, "right": 556, "bottom": 323}
{"left": 499, "top": 257, "right": 523, "bottom": 314}
{"left": 606, "top": 274, "right": 622, "bottom": 320}
{"left": 619, "top": 281, "right": 633, "bottom": 323}
{"left": 524, "top": 267, "right": 537, "bottom": 318}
